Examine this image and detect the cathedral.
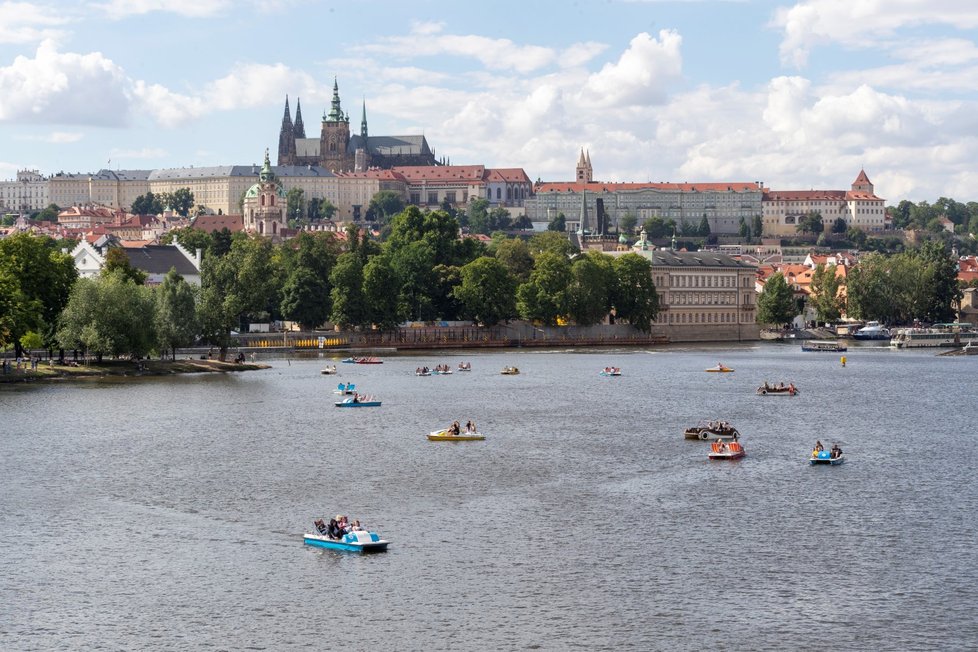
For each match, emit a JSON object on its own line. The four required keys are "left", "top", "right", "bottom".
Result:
{"left": 276, "top": 79, "right": 439, "bottom": 171}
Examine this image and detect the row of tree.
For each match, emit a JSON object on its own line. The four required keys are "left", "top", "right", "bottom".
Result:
{"left": 756, "top": 241, "right": 961, "bottom": 326}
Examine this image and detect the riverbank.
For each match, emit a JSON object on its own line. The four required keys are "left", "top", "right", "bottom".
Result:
{"left": 0, "top": 358, "right": 269, "bottom": 383}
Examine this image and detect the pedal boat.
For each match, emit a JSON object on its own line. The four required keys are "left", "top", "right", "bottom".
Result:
{"left": 427, "top": 429, "right": 485, "bottom": 441}
{"left": 599, "top": 369, "right": 622, "bottom": 376}
{"left": 303, "top": 530, "right": 390, "bottom": 553}
{"left": 756, "top": 384, "right": 798, "bottom": 396}
{"left": 500, "top": 366, "right": 520, "bottom": 375}
{"left": 684, "top": 421, "right": 741, "bottom": 441}
{"left": 708, "top": 440, "right": 745, "bottom": 460}
{"left": 810, "top": 450, "right": 845, "bottom": 465}
{"left": 334, "top": 397, "right": 381, "bottom": 407}
{"left": 706, "top": 366, "right": 734, "bottom": 373}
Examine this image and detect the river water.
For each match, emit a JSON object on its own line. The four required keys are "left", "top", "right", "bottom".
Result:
{"left": 2, "top": 344, "right": 976, "bottom": 650}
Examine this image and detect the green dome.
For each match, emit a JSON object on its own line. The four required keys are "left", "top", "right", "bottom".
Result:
{"left": 244, "top": 182, "right": 285, "bottom": 199}
{"left": 618, "top": 233, "right": 628, "bottom": 244}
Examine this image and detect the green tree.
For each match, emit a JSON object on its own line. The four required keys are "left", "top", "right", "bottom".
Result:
{"left": 155, "top": 268, "right": 198, "bottom": 360}
{"left": 611, "top": 253, "right": 659, "bottom": 332}
{"left": 493, "top": 238, "right": 534, "bottom": 282}
{"left": 362, "top": 255, "right": 403, "bottom": 330}
{"left": 169, "top": 188, "right": 195, "bottom": 217}
{"left": 0, "top": 233, "right": 77, "bottom": 355}
{"left": 529, "top": 231, "right": 577, "bottom": 258}
{"left": 698, "top": 215, "right": 711, "bottom": 237}
{"left": 516, "top": 252, "right": 572, "bottom": 325}
{"left": 808, "top": 263, "right": 843, "bottom": 323}
{"left": 618, "top": 213, "right": 638, "bottom": 235}
{"left": 453, "top": 257, "right": 517, "bottom": 326}
{"left": 329, "top": 253, "right": 366, "bottom": 329}
{"left": 390, "top": 240, "right": 437, "bottom": 321}
{"left": 103, "top": 247, "right": 148, "bottom": 285}
{"left": 386, "top": 206, "right": 463, "bottom": 266}
{"left": 286, "top": 187, "right": 306, "bottom": 227}
{"left": 57, "top": 273, "right": 156, "bottom": 361}
{"left": 752, "top": 214, "right": 763, "bottom": 240}
{"left": 197, "top": 236, "right": 276, "bottom": 359}
{"left": 797, "top": 211, "right": 824, "bottom": 234}
{"left": 161, "top": 226, "right": 214, "bottom": 254}
{"left": 846, "top": 227, "right": 867, "bottom": 248}
{"left": 368, "top": 190, "right": 405, "bottom": 223}
{"left": 132, "top": 192, "right": 164, "bottom": 215}
{"left": 832, "top": 217, "right": 848, "bottom": 234}
{"left": 756, "top": 272, "right": 797, "bottom": 326}
{"left": 280, "top": 268, "right": 330, "bottom": 330}
{"left": 512, "top": 214, "right": 533, "bottom": 230}
{"left": 738, "top": 216, "right": 750, "bottom": 239}
{"left": 569, "top": 251, "right": 616, "bottom": 326}
{"left": 547, "top": 213, "right": 566, "bottom": 232}
{"left": 37, "top": 203, "right": 60, "bottom": 222}
{"left": 917, "top": 240, "right": 962, "bottom": 323}
{"left": 0, "top": 269, "right": 38, "bottom": 352}
{"left": 19, "top": 330, "right": 44, "bottom": 353}
{"left": 468, "top": 198, "right": 491, "bottom": 234}
{"left": 643, "top": 216, "right": 670, "bottom": 239}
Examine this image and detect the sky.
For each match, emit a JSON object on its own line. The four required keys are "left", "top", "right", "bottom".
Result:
{"left": 2, "top": 0, "right": 978, "bottom": 203}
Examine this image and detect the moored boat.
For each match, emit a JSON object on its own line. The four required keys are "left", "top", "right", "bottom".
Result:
{"left": 756, "top": 382, "right": 798, "bottom": 396}
{"left": 684, "top": 420, "right": 740, "bottom": 441}
{"left": 304, "top": 520, "right": 389, "bottom": 553}
{"left": 342, "top": 356, "right": 384, "bottom": 364}
{"left": 802, "top": 340, "right": 847, "bottom": 352}
{"left": 708, "top": 439, "right": 745, "bottom": 460}
{"left": 852, "top": 321, "right": 891, "bottom": 341}
{"left": 890, "top": 323, "right": 976, "bottom": 349}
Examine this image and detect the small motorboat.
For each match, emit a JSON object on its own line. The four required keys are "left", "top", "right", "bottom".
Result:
{"left": 708, "top": 440, "right": 745, "bottom": 460}
{"left": 320, "top": 365, "right": 337, "bottom": 375}
{"left": 333, "top": 382, "right": 356, "bottom": 395}
{"left": 756, "top": 383, "right": 798, "bottom": 396}
{"left": 457, "top": 362, "right": 472, "bottom": 372}
{"left": 427, "top": 429, "right": 485, "bottom": 441}
{"left": 342, "top": 356, "right": 383, "bottom": 364}
{"left": 706, "top": 364, "right": 734, "bottom": 373}
{"left": 810, "top": 450, "right": 845, "bottom": 465}
{"left": 500, "top": 366, "right": 520, "bottom": 375}
{"left": 334, "top": 396, "right": 381, "bottom": 407}
{"left": 304, "top": 521, "right": 389, "bottom": 553}
{"left": 599, "top": 367, "right": 622, "bottom": 376}
{"left": 684, "top": 420, "right": 740, "bottom": 441}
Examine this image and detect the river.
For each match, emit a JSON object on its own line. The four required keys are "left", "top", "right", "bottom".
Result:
{"left": 2, "top": 344, "right": 976, "bottom": 650}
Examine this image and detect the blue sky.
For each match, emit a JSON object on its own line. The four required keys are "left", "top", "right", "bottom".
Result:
{"left": 2, "top": 0, "right": 978, "bottom": 202}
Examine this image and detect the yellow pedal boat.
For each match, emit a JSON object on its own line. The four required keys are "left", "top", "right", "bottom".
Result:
{"left": 427, "top": 429, "right": 486, "bottom": 441}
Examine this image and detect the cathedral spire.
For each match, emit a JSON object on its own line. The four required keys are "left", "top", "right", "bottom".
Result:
{"left": 360, "top": 97, "right": 368, "bottom": 139}
{"left": 327, "top": 77, "right": 344, "bottom": 122}
{"left": 277, "top": 96, "right": 296, "bottom": 166}
{"left": 294, "top": 97, "right": 305, "bottom": 138}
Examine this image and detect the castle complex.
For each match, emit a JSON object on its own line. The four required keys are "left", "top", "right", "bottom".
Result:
{"left": 276, "top": 79, "right": 437, "bottom": 172}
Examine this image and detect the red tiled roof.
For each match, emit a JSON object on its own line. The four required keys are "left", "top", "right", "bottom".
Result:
{"left": 191, "top": 214, "right": 244, "bottom": 233}
{"left": 486, "top": 168, "right": 531, "bottom": 183}
{"left": 392, "top": 165, "right": 486, "bottom": 182}
{"left": 334, "top": 169, "right": 406, "bottom": 181}
{"left": 535, "top": 181, "right": 761, "bottom": 193}
{"left": 853, "top": 169, "right": 871, "bottom": 185}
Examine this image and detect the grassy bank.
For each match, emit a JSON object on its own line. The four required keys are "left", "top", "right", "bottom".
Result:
{"left": 0, "top": 358, "right": 269, "bottom": 383}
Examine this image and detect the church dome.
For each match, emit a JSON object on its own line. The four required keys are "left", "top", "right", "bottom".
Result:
{"left": 244, "top": 182, "right": 285, "bottom": 199}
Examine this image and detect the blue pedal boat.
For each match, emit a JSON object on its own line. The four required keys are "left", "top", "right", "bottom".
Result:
{"left": 304, "top": 530, "right": 390, "bottom": 553}
{"left": 810, "top": 450, "right": 845, "bottom": 465}
{"left": 334, "top": 397, "right": 381, "bottom": 407}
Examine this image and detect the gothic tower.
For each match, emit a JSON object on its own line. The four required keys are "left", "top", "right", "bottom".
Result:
{"left": 576, "top": 148, "right": 593, "bottom": 183}
{"left": 851, "top": 169, "right": 873, "bottom": 194}
{"left": 320, "top": 78, "right": 352, "bottom": 171}
{"left": 294, "top": 97, "right": 306, "bottom": 139}
{"left": 360, "top": 98, "right": 368, "bottom": 139}
{"left": 277, "top": 96, "right": 296, "bottom": 166}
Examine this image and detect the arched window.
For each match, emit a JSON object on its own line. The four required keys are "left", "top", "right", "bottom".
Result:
{"left": 261, "top": 195, "right": 265, "bottom": 207}
{"left": 259, "top": 222, "right": 264, "bottom": 234}
{"left": 496, "top": 188, "right": 501, "bottom": 200}
{"left": 270, "top": 195, "right": 274, "bottom": 206}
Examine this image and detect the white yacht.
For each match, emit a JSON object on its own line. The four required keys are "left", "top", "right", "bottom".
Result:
{"left": 890, "top": 323, "right": 977, "bottom": 348}
{"left": 852, "top": 321, "right": 891, "bottom": 340}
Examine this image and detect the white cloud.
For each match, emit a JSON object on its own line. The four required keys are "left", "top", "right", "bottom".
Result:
{"left": 773, "top": 0, "right": 978, "bottom": 67}
{"left": 410, "top": 20, "right": 444, "bottom": 36}
{"left": 90, "top": 0, "right": 231, "bottom": 19}
{"left": 578, "top": 30, "right": 683, "bottom": 108}
{"left": 0, "top": 40, "right": 131, "bottom": 126}
{"left": 44, "top": 130, "right": 83, "bottom": 143}
{"left": 0, "top": 1, "right": 71, "bottom": 44}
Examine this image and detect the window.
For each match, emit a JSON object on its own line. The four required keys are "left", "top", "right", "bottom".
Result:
{"left": 445, "top": 191, "right": 456, "bottom": 204}
{"left": 427, "top": 192, "right": 438, "bottom": 205}
{"left": 496, "top": 188, "right": 502, "bottom": 200}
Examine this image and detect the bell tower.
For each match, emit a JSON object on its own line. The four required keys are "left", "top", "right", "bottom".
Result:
{"left": 576, "top": 148, "right": 593, "bottom": 183}
{"left": 320, "top": 78, "right": 352, "bottom": 171}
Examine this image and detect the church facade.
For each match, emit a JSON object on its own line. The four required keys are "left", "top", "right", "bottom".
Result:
{"left": 276, "top": 79, "right": 438, "bottom": 172}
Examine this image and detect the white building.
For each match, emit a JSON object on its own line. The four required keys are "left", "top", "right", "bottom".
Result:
{"left": 0, "top": 170, "right": 49, "bottom": 213}
{"left": 761, "top": 170, "right": 886, "bottom": 236}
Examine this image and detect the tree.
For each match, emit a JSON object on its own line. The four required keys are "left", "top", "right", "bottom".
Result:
{"left": 0, "top": 269, "right": 38, "bottom": 352}
{"left": 390, "top": 240, "right": 437, "bottom": 321}
{"left": 169, "top": 188, "right": 195, "bottom": 217}
{"left": 832, "top": 217, "right": 848, "bottom": 234}
{"left": 362, "top": 255, "right": 403, "bottom": 330}
{"left": 618, "top": 213, "right": 638, "bottom": 235}
{"left": 512, "top": 214, "right": 533, "bottom": 230}
{"left": 453, "top": 257, "right": 517, "bottom": 326}
{"left": 56, "top": 273, "right": 156, "bottom": 361}
{"left": 37, "top": 203, "right": 60, "bottom": 222}
{"left": 809, "top": 263, "right": 843, "bottom": 323}
{"left": 329, "top": 253, "right": 366, "bottom": 329}
{"left": 698, "top": 215, "right": 711, "bottom": 237}
{"left": 131, "top": 192, "right": 164, "bottom": 215}
{"left": 547, "top": 213, "right": 566, "bottom": 232}
{"left": 280, "top": 267, "right": 330, "bottom": 330}
{"left": 155, "top": 268, "right": 198, "bottom": 360}
{"left": 161, "top": 226, "right": 214, "bottom": 254}
{"left": 516, "top": 252, "right": 572, "bottom": 325}
{"left": 529, "top": 231, "right": 577, "bottom": 258}
{"left": 917, "top": 240, "right": 961, "bottom": 323}
{"left": 569, "top": 251, "right": 616, "bottom": 326}
{"left": 494, "top": 238, "right": 534, "bottom": 282}
{"left": 367, "top": 190, "right": 405, "bottom": 223}
{"left": 488, "top": 207, "right": 512, "bottom": 232}
{"left": 797, "top": 211, "right": 824, "bottom": 235}
{"left": 611, "top": 253, "right": 659, "bottom": 332}
{"left": 286, "top": 187, "right": 306, "bottom": 227}
{"left": 643, "top": 216, "right": 670, "bottom": 239}
{"left": 756, "top": 272, "right": 797, "bottom": 326}
{"left": 738, "top": 216, "right": 750, "bottom": 239}
{"left": 0, "top": 233, "right": 77, "bottom": 356}
{"left": 103, "top": 247, "right": 148, "bottom": 285}
{"left": 467, "top": 198, "right": 491, "bottom": 234}
{"left": 752, "top": 214, "right": 763, "bottom": 240}
{"left": 197, "top": 236, "right": 276, "bottom": 359}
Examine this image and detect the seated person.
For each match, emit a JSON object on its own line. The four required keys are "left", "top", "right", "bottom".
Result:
{"left": 315, "top": 519, "right": 328, "bottom": 536}
{"left": 831, "top": 444, "right": 842, "bottom": 458}
{"left": 814, "top": 440, "right": 824, "bottom": 452}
